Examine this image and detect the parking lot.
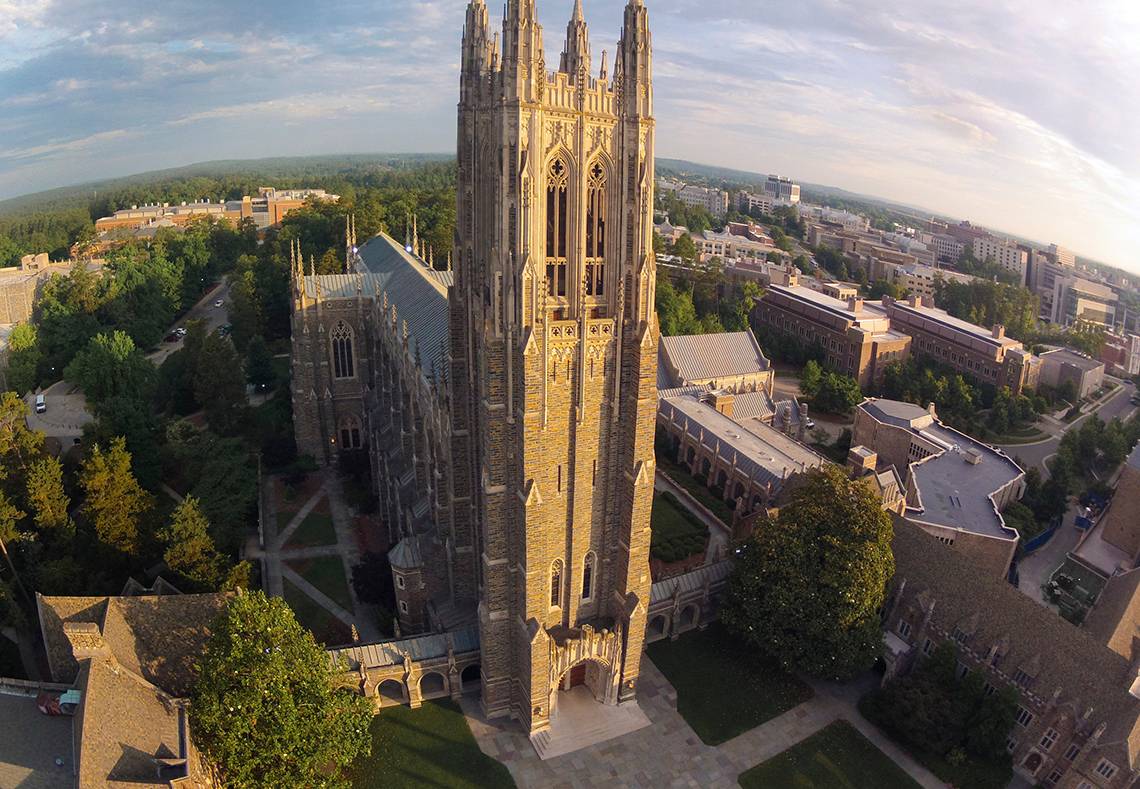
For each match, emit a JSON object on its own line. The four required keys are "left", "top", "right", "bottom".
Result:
{"left": 23, "top": 381, "right": 93, "bottom": 441}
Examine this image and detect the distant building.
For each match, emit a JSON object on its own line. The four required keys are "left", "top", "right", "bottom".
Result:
{"left": 658, "top": 330, "right": 774, "bottom": 395}
{"left": 663, "top": 182, "right": 729, "bottom": 217}
{"left": 886, "top": 262, "right": 980, "bottom": 302}
{"left": 931, "top": 233, "right": 964, "bottom": 265}
{"left": 754, "top": 284, "right": 912, "bottom": 388}
{"left": 881, "top": 295, "right": 1040, "bottom": 395}
{"left": 736, "top": 191, "right": 776, "bottom": 215}
{"left": 687, "top": 222, "right": 778, "bottom": 263}
{"left": 972, "top": 237, "right": 1029, "bottom": 285}
{"left": 1038, "top": 348, "right": 1106, "bottom": 401}
{"left": 762, "top": 175, "right": 800, "bottom": 204}
{"left": 0, "top": 254, "right": 104, "bottom": 324}
{"left": 801, "top": 205, "right": 870, "bottom": 231}
{"left": 94, "top": 187, "right": 339, "bottom": 236}
{"left": 1048, "top": 242, "right": 1076, "bottom": 268}
{"left": 1102, "top": 333, "right": 1140, "bottom": 377}
{"left": 1051, "top": 275, "right": 1118, "bottom": 328}
{"left": 854, "top": 398, "right": 1025, "bottom": 578}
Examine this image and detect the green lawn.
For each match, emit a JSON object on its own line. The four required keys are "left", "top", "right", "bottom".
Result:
{"left": 284, "top": 510, "right": 337, "bottom": 549}
{"left": 655, "top": 456, "right": 735, "bottom": 525}
{"left": 348, "top": 699, "right": 515, "bottom": 789}
{"left": 282, "top": 579, "right": 352, "bottom": 647}
{"left": 739, "top": 720, "right": 920, "bottom": 789}
{"left": 287, "top": 556, "right": 353, "bottom": 611}
{"left": 650, "top": 492, "right": 709, "bottom": 563}
{"left": 647, "top": 624, "right": 813, "bottom": 745}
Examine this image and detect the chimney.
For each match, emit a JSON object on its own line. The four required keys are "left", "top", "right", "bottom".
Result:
{"left": 710, "top": 391, "right": 735, "bottom": 418}
{"left": 992, "top": 324, "right": 1006, "bottom": 340}
{"left": 63, "top": 621, "right": 111, "bottom": 662}
{"left": 927, "top": 402, "right": 937, "bottom": 418}
{"left": 847, "top": 446, "right": 878, "bottom": 475}
{"left": 798, "top": 403, "right": 809, "bottom": 441}
{"left": 846, "top": 297, "right": 864, "bottom": 312}
{"left": 908, "top": 294, "right": 923, "bottom": 308}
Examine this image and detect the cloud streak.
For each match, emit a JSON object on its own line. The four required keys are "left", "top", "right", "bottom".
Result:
{"left": 0, "top": 0, "right": 1137, "bottom": 270}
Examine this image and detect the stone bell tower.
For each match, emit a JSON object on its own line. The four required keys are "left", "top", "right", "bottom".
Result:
{"left": 451, "top": 0, "right": 658, "bottom": 733}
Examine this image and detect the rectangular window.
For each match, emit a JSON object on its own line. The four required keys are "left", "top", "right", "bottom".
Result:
{"left": 396, "top": 576, "right": 405, "bottom": 590}
{"left": 1064, "top": 744, "right": 1080, "bottom": 761}
{"left": 1016, "top": 706, "right": 1035, "bottom": 728}
{"left": 399, "top": 600, "right": 408, "bottom": 614}
{"left": 1095, "top": 760, "right": 1118, "bottom": 780}
{"left": 922, "top": 638, "right": 935, "bottom": 657}
{"left": 982, "top": 681, "right": 996, "bottom": 697}
{"left": 557, "top": 465, "right": 563, "bottom": 493}
{"left": 1012, "top": 669, "right": 1034, "bottom": 688}
{"left": 1045, "top": 769, "right": 1062, "bottom": 786}
{"left": 1040, "top": 729, "right": 1059, "bottom": 751}
{"left": 1006, "top": 737, "right": 1018, "bottom": 754}
{"left": 952, "top": 627, "right": 968, "bottom": 645}
{"left": 896, "top": 619, "right": 912, "bottom": 639}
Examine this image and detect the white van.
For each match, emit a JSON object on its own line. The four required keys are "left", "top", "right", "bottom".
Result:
{"left": 34, "top": 394, "right": 46, "bottom": 413}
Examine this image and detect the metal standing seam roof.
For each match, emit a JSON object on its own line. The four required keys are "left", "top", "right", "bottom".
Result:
{"left": 730, "top": 391, "right": 777, "bottom": 421}
{"left": 302, "top": 232, "right": 453, "bottom": 383}
{"left": 659, "top": 330, "right": 770, "bottom": 385}
{"left": 650, "top": 560, "right": 732, "bottom": 604}
{"left": 328, "top": 624, "right": 480, "bottom": 670}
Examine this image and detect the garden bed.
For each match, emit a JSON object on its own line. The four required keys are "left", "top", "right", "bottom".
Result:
{"left": 650, "top": 492, "right": 709, "bottom": 565}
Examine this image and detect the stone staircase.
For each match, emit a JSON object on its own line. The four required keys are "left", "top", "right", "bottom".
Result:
{"left": 528, "top": 687, "right": 651, "bottom": 760}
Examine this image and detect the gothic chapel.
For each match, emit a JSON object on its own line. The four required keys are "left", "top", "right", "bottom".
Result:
{"left": 291, "top": 0, "right": 658, "bottom": 734}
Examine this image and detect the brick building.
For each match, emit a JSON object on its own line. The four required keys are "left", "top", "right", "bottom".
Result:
{"left": 292, "top": 0, "right": 659, "bottom": 737}
{"left": 881, "top": 294, "right": 1040, "bottom": 395}
{"left": 754, "top": 284, "right": 912, "bottom": 388}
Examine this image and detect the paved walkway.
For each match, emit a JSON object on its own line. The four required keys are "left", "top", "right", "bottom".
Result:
{"left": 249, "top": 471, "right": 381, "bottom": 643}
{"left": 463, "top": 658, "right": 945, "bottom": 788}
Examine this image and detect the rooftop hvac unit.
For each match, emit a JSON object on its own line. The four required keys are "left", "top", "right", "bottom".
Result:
{"left": 964, "top": 448, "right": 983, "bottom": 465}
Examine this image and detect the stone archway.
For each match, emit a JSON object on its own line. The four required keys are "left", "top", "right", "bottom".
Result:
{"left": 461, "top": 663, "right": 481, "bottom": 694}
{"left": 377, "top": 679, "right": 404, "bottom": 706}
{"left": 419, "top": 672, "right": 446, "bottom": 699}
{"left": 647, "top": 614, "right": 668, "bottom": 642}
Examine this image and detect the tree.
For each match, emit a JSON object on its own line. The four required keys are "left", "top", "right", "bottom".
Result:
{"left": 0, "top": 491, "right": 28, "bottom": 602}
{"left": 814, "top": 371, "right": 863, "bottom": 414}
{"left": 64, "top": 331, "right": 156, "bottom": 407}
{"left": 671, "top": 233, "right": 698, "bottom": 262}
{"left": 190, "top": 591, "right": 373, "bottom": 788}
{"left": 800, "top": 360, "right": 822, "bottom": 397}
{"left": 5, "top": 323, "right": 41, "bottom": 394}
{"left": 655, "top": 277, "right": 701, "bottom": 337}
{"left": 0, "top": 392, "right": 44, "bottom": 482}
{"left": 194, "top": 334, "right": 247, "bottom": 435}
{"left": 25, "top": 457, "right": 73, "bottom": 538}
{"left": 79, "top": 438, "right": 151, "bottom": 554}
{"left": 159, "top": 497, "right": 224, "bottom": 588}
{"left": 245, "top": 335, "right": 276, "bottom": 391}
{"left": 721, "top": 465, "right": 894, "bottom": 679}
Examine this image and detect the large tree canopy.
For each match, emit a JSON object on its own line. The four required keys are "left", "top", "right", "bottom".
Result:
{"left": 190, "top": 591, "right": 373, "bottom": 788}
{"left": 721, "top": 465, "right": 895, "bottom": 680}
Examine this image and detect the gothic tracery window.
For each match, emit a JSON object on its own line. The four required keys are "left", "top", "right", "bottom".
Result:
{"left": 585, "top": 161, "right": 606, "bottom": 297}
{"left": 339, "top": 415, "right": 362, "bottom": 450}
{"left": 550, "top": 559, "right": 564, "bottom": 608}
{"left": 582, "top": 552, "right": 596, "bottom": 600}
{"left": 546, "top": 157, "right": 569, "bottom": 298}
{"left": 331, "top": 321, "right": 355, "bottom": 379}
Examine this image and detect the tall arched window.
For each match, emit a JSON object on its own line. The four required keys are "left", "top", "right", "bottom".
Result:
{"left": 550, "top": 559, "right": 564, "bottom": 608}
{"left": 331, "top": 322, "right": 355, "bottom": 379}
{"left": 339, "top": 415, "right": 362, "bottom": 450}
{"left": 581, "top": 552, "right": 596, "bottom": 601}
{"left": 585, "top": 161, "right": 606, "bottom": 297}
{"left": 545, "top": 157, "right": 569, "bottom": 298}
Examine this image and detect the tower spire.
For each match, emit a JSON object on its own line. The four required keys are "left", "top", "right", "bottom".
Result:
{"left": 501, "top": 0, "right": 544, "bottom": 99}
{"left": 559, "top": 0, "right": 591, "bottom": 83}
{"left": 617, "top": 0, "right": 652, "bottom": 116}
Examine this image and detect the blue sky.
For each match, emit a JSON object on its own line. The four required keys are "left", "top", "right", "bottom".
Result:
{"left": 2, "top": 0, "right": 1138, "bottom": 271}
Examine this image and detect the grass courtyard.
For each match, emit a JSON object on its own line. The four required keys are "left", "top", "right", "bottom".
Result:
{"left": 283, "top": 509, "right": 337, "bottom": 549}
{"left": 282, "top": 579, "right": 352, "bottom": 647}
{"left": 348, "top": 699, "right": 515, "bottom": 789}
{"left": 285, "top": 555, "right": 353, "bottom": 611}
{"left": 655, "top": 454, "right": 736, "bottom": 525}
{"left": 650, "top": 492, "right": 709, "bottom": 563}
{"left": 646, "top": 624, "right": 813, "bottom": 745}
{"left": 738, "top": 720, "right": 920, "bottom": 789}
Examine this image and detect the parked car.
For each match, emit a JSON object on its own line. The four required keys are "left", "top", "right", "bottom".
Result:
{"left": 175, "top": 327, "right": 187, "bottom": 337}
{"left": 164, "top": 333, "right": 178, "bottom": 343}
{"left": 34, "top": 394, "right": 46, "bottom": 413}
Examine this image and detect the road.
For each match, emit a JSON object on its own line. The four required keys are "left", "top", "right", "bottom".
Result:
{"left": 146, "top": 278, "right": 232, "bottom": 366}
{"left": 996, "top": 379, "right": 1138, "bottom": 473}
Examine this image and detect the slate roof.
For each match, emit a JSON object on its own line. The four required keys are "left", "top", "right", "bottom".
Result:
{"left": 659, "top": 330, "right": 770, "bottom": 386}
{"left": 1100, "top": 457, "right": 1140, "bottom": 560}
{"left": 302, "top": 232, "right": 452, "bottom": 383}
{"left": 650, "top": 560, "right": 732, "bottom": 605}
{"left": 329, "top": 624, "right": 480, "bottom": 671}
{"left": 891, "top": 521, "right": 1140, "bottom": 768}
{"left": 1085, "top": 568, "right": 1140, "bottom": 659}
{"left": 37, "top": 593, "right": 227, "bottom": 696}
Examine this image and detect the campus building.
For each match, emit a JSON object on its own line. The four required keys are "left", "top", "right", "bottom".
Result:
{"left": 657, "top": 330, "right": 774, "bottom": 395}
{"left": 1038, "top": 349, "right": 1106, "bottom": 401}
{"left": 853, "top": 399, "right": 1025, "bottom": 579}
{"left": 972, "top": 236, "right": 1029, "bottom": 284}
{"left": 292, "top": 0, "right": 659, "bottom": 737}
{"left": 94, "top": 188, "right": 339, "bottom": 236}
{"left": 881, "top": 295, "right": 1040, "bottom": 395}
{"left": 753, "top": 284, "right": 912, "bottom": 388}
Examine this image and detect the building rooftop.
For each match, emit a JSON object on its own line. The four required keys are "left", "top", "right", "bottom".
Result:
{"left": 768, "top": 283, "right": 889, "bottom": 323}
{"left": 658, "top": 393, "right": 826, "bottom": 490}
{"left": 658, "top": 330, "right": 769, "bottom": 386}
{"left": 1040, "top": 347, "right": 1106, "bottom": 373}
{"left": 329, "top": 624, "right": 480, "bottom": 671}
{"left": 885, "top": 297, "right": 1022, "bottom": 349}
{"left": 304, "top": 232, "right": 453, "bottom": 384}
{"left": 0, "top": 684, "right": 74, "bottom": 789}
{"left": 859, "top": 399, "right": 1023, "bottom": 540}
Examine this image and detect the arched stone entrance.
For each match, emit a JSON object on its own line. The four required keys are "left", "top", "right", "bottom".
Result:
{"left": 461, "top": 663, "right": 481, "bottom": 694}
{"left": 546, "top": 623, "right": 624, "bottom": 716}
